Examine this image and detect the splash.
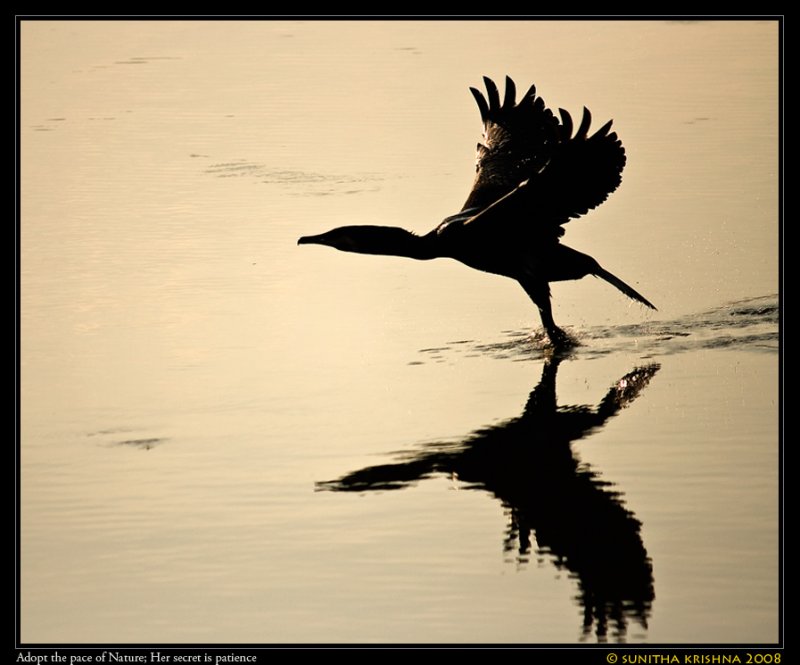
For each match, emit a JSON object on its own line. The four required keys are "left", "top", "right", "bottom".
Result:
{"left": 414, "top": 295, "right": 778, "bottom": 364}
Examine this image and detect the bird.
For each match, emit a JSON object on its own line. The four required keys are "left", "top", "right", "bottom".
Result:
{"left": 298, "top": 76, "right": 655, "bottom": 347}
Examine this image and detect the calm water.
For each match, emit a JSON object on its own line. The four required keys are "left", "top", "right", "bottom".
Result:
{"left": 20, "top": 20, "right": 779, "bottom": 644}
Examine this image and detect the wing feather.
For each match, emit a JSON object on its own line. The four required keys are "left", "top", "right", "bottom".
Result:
{"left": 483, "top": 76, "right": 501, "bottom": 111}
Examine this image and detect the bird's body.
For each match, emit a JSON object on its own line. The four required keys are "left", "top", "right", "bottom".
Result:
{"left": 298, "top": 77, "right": 655, "bottom": 347}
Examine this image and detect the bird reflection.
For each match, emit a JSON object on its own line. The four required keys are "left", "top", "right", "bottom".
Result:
{"left": 317, "top": 357, "right": 659, "bottom": 641}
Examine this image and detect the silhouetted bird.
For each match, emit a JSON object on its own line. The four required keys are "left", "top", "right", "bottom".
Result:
{"left": 298, "top": 77, "right": 655, "bottom": 347}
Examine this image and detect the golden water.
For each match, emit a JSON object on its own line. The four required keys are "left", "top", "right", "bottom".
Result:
{"left": 20, "top": 20, "right": 779, "bottom": 644}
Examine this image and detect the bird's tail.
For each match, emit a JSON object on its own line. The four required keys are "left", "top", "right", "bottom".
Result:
{"left": 595, "top": 267, "right": 657, "bottom": 310}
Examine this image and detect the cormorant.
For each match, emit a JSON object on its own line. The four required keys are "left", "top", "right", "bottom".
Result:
{"left": 298, "top": 76, "right": 655, "bottom": 347}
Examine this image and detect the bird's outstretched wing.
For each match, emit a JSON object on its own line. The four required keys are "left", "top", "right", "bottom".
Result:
{"left": 454, "top": 77, "right": 626, "bottom": 241}
{"left": 461, "top": 76, "right": 560, "bottom": 213}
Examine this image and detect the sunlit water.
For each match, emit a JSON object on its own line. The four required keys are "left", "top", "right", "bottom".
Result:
{"left": 20, "top": 20, "right": 779, "bottom": 644}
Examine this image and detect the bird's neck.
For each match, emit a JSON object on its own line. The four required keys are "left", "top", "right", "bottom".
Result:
{"left": 359, "top": 226, "right": 436, "bottom": 259}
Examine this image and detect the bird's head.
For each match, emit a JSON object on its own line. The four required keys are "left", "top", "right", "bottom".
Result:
{"left": 297, "top": 227, "right": 365, "bottom": 252}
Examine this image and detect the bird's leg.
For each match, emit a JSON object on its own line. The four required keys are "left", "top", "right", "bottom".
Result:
{"left": 538, "top": 302, "right": 571, "bottom": 348}
{"left": 520, "top": 279, "right": 573, "bottom": 349}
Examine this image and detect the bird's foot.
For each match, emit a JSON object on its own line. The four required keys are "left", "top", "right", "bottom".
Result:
{"left": 545, "top": 325, "right": 579, "bottom": 351}
{"left": 530, "top": 326, "right": 579, "bottom": 355}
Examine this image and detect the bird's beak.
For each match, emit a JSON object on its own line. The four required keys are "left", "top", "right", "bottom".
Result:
{"left": 298, "top": 232, "right": 332, "bottom": 247}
